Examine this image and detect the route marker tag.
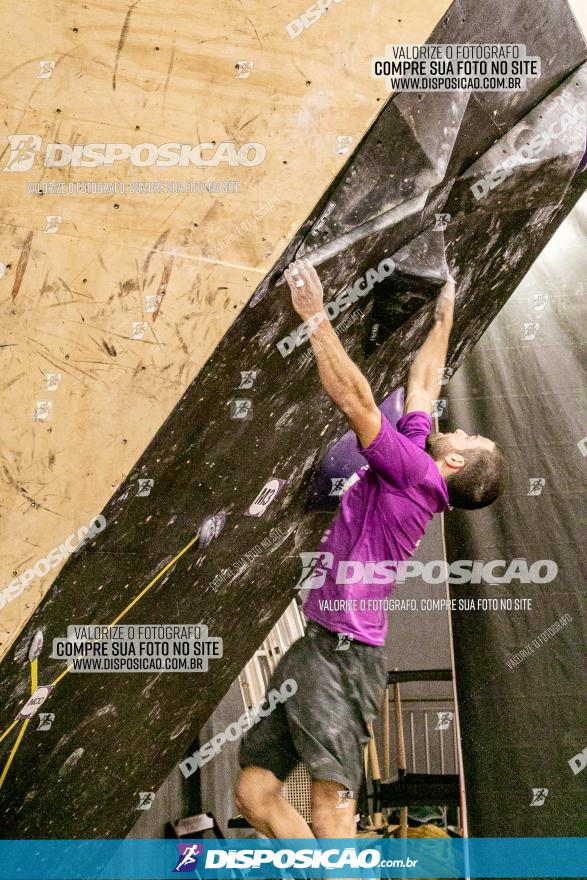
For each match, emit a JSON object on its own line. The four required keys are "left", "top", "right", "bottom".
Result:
{"left": 245, "top": 478, "right": 285, "bottom": 517}
{"left": 18, "top": 686, "right": 53, "bottom": 719}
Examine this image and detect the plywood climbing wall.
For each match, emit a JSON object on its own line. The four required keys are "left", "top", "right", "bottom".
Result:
{"left": 0, "top": 0, "right": 452, "bottom": 659}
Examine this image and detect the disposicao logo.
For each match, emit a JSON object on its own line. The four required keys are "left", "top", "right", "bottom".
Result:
{"left": 3, "top": 135, "right": 266, "bottom": 171}
{"left": 174, "top": 843, "right": 203, "bottom": 872}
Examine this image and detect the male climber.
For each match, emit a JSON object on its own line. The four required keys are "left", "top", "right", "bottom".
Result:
{"left": 236, "top": 257, "right": 507, "bottom": 839}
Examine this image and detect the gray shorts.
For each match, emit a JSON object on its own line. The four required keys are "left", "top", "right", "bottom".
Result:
{"left": 238, "top": 621, "right": 387, "bottom": 795}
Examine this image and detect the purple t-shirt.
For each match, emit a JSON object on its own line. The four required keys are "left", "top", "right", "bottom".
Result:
{"left": 303, "top": 411, "right": 449, "bottom": 646}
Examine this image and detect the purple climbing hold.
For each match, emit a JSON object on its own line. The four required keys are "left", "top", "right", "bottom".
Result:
{"left": 307, "top": 387, "right": 405, "bottom": 510}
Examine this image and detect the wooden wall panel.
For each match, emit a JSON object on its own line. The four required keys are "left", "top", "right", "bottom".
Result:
{"left": 0, "top": 0, "right": 452, "bottom": 658}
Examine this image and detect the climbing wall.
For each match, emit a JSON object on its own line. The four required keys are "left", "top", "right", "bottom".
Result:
{"left": 0, "top": 0, "right": 451, "bottom": 658}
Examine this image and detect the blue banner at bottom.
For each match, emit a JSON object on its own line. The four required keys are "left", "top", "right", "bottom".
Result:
{"left": 0, "top": 837, "right": 585, "bottom": 879}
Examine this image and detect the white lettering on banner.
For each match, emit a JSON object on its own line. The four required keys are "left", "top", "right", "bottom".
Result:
{"left": 205, "top": 846, "right": 381, "bottom": 870}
